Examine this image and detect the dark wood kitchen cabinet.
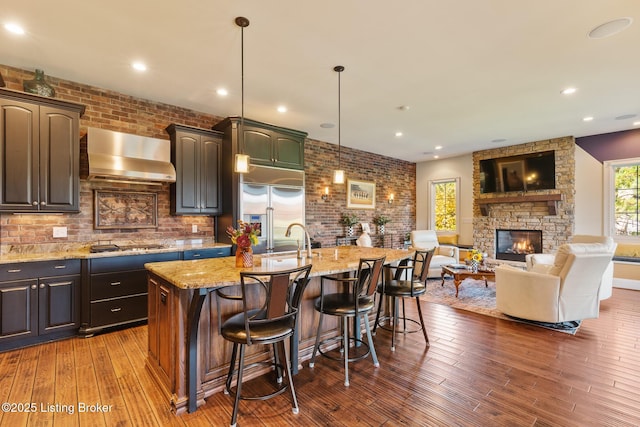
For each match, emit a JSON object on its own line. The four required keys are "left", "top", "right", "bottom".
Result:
{"left": 212, "top": 116, "right": 307, "bottom": 170}
{"left": 166, "top": 124, "right": 223, "bottom": 215}
{"left": 0, "top": 259, "right": 81, "bottom": 352}
{"left": 0, "top": 88, "right": 85, "bottom": 213}
{"left": 80, "top": 252, "right": 180, "bottom": 336}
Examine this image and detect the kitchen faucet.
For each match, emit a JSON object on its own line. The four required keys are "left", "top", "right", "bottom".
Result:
{"left": 285, "top": 223, "right": 313, "bottom": 259}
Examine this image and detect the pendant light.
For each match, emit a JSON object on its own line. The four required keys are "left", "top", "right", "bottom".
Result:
{"left": 333, "top": 65, "right": 345, "bottom": 184}
{"left": 234, "top": 16, "right": 250, "bottom": 174}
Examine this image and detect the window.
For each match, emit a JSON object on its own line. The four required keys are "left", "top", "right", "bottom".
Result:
{"left": 605, "top": 158, "right": 640, "bottom": 238}
{"left": 430, "top": 178, "right": 459, "bottom": 232}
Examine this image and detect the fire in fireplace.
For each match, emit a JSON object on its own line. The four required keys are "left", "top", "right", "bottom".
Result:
{"left": 495, "top": 229, "right": 542, "bottom": 262}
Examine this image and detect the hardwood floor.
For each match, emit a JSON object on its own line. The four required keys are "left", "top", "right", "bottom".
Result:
{"left": 0, "top": 287, "right": 639, "bottom": 427}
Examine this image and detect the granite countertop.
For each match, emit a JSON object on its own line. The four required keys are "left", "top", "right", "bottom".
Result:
{"left": 0, "top": 240, "right": 232, "bottom": 265}
{"left": 145, "top": 246, "right": 414, "bottom": 290}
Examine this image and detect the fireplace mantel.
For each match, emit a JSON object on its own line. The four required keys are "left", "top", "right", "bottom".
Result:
{"left": 477, "top": 194, "right": 563, "bottom": 216}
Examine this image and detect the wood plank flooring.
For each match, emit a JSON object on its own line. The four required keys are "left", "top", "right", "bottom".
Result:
{"left": 0, "top": 287, "right": 638, "bottom": 426}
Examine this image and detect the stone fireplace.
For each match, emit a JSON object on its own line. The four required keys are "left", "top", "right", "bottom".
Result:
{"left": 495, "top": 229, "right": 542, "bottom": 262}
{"left": 472, "top": 136, "right": 576, "bottom": 258}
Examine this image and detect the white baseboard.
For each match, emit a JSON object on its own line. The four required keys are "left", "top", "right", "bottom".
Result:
{"left": 613, "top": 278, "right": 640, "bottom": 291}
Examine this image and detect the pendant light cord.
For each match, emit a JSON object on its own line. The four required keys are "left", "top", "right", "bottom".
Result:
{"left": 334, "top": 65, "right": 344, "bottom": 169}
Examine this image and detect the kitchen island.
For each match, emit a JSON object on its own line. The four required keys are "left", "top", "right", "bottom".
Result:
{"left": 144, "top": 245, "right": 413, "bottom": 414}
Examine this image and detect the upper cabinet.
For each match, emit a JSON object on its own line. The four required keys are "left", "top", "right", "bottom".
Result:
{"left": 0, "top": 88, "right": 85, "bottom": 213}
{"left": 212, "top": 117, "right": 307, "bottom": 170}
{"left": 166, "top": 124, "right": 223, "bottom": 215}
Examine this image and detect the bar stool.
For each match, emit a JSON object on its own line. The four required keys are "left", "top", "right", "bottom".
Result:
{"left": 374, "top": 248, "right": 434, "bottom": 351}
{"left": 217, "top": 264, "right": 312, "bottom": 427}
{"left": 309, "top": 256, "right": 385, "bottom": 386}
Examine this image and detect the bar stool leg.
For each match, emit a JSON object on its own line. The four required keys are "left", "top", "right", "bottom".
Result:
{"left": 416, "top": 297, "right": 430, "bottom": 345}
{"left": 230, "top": 345, "right": 246, "bottom": 427}
{"left": 343, "top": 316, "right": 350, "bottom": 386}
{"left": 282, "top": 340, "right": 299, "bottom": 414}
{"left": 391, "top": 296, "right": 397, "bottom": 352}
{"left": 225, "top": 343, "right": 239, "bottom": 394}
{"left": 363, "top": 312, "right": 379, "bottom": 368}
{"left": 309, "top": 312, "right": 324, "bottom": 368}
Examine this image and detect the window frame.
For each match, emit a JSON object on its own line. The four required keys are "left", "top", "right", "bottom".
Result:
{"left": 428, "top": 177, "right": 460, "bottom": 233}
{"left": 604, "top": 157, "right": 640, "bottom": 242}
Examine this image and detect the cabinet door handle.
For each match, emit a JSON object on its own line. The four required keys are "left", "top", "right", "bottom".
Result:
{"left": 7, "top": 269, "right": 21, "bottom": 273}
{"left": 110, "top": 281, "right": 121, "bottom": 286}
{"left": 40, "top": 284, "right": 45, "bottom": 289}
{"left": 54, "top": 265, "right": 67, "bottom": 269}
{"left": 110, "top": 307, "right": 122, "bottom": 312}
{"left": 160, "top": 291, "right": 167, "bottom": 304}
{"left": 192, "top": 254, "right": 201, "bottom": 257}
{"left": 41, "top": 201, "right": 47, "bottom": 206}
{"left": 32, "top": 201, "right": 38, "bottom": 206}
{"left": 31, "top": 284, "right": 37, "bottom": 290}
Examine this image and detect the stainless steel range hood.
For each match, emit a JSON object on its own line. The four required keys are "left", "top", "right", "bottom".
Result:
{"left": 87, "top": 127, "right": 176, "bottom": 185}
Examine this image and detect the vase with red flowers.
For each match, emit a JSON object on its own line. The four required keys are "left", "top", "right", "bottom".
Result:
{"left": 227, "top": 220, "right": 260, "bottom": 267}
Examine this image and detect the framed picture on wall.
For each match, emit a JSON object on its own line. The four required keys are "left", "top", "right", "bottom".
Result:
{"left": 347, "top": 179, "right": 376, "bottom": 209}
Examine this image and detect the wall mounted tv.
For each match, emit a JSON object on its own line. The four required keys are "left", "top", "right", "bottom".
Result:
{"left": 479, "top": 150, "right": 556, "bottom": 194}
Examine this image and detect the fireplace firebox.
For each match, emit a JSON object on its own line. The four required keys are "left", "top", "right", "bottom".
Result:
{"left": 495, "top": 229, "right": 542, "bottom": 262}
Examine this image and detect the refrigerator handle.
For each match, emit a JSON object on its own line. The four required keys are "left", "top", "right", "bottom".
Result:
{"left": 266, "top": 207, "right": 274, "bottom": 252}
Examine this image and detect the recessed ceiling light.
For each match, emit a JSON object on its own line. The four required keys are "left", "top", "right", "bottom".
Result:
{"left": 615, "top": 114, "right": 637, "bottom": 120}
{"left": 583, "top": 116, "right": 594, "bottom": 122}
{"left": 4, "top": 22, "right": 25, "bottom": 35}
{"left": 216, "top": 88, "right": 228, "bottom": 96}
{"left": 588, "top": 17, "right": 633, "bottom": 39}
{"left": 277, "top": 105, "right": 287, "bottom": 113}
{"left": 433, "top": 155, "right": 440, "bottom": 159}
{"left": 633, "top": 121, "right": 640, "bottom": 126}
{"left": 395, "top": 131, "right": 403, "bottom": 137}
{"left": 435, "top": 145, "right": 443, "bottom": 150}
{"left": 561, "top": 87, "right": 577, "bottom": 95}
{"left": 397, "top": 105, "right": 410, "bottom": 111}
{"left": 131, "top": 62, "right": 147, "bottom": 72}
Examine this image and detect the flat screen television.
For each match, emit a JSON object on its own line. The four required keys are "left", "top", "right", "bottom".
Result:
{"left": 479, "top": 150, "right": 555, "bottom": 194}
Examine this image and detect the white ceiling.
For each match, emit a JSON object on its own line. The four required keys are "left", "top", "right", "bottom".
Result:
{"left": 2, "top": 1, "right": 639, "bottom": 162}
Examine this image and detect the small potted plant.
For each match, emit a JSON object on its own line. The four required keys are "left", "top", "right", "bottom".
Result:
{"left": 340, "top": 212, "right": 359, "bottom": 236}
{"left": 373, "top": 214, "right": 390, "bottom": 234}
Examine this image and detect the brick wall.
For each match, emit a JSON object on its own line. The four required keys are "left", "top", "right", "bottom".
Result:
{"left": 0, "top": 65, "right": 416, "bottom": 249}
{"left": 472, "top": 136, "right": 575, "bottom": 256}
{"left": 305, "top": 138, "right": 416, "bottom": 248}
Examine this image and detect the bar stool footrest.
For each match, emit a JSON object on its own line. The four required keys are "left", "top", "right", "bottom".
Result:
{"left": 316, "top": 336, "right": 371, "bottom": 363}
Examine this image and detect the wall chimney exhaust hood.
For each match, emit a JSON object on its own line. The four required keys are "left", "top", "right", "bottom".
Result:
{"left": 87, "top": 128, "right": 176, "bottom": 185}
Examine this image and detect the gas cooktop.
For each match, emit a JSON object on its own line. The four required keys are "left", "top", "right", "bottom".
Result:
{"left": 89, "top": 243, "right": 167, "bottom": 253}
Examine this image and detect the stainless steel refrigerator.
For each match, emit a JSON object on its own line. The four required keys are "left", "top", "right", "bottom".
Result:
{"left": 239, "top": 166, "right": 305, "bottom": 254}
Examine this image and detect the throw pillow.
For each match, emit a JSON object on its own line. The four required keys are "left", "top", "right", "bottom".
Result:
{"left": 438, "top": 234, "right": 458, "bottom": 246}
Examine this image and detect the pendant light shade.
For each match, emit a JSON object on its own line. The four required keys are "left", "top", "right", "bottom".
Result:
{"left": 333, "top": 65, "right": 345, "bottom": 184}
{"left": 235, "top": 16, "right": 250, "bottom": 174}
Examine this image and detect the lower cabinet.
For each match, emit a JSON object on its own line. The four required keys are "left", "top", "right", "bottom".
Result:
{"left": 0, "top": 260, "right": 80, "bottom": 352}
{"left": 80, "top": 252, "right": 180, "bottom": 336}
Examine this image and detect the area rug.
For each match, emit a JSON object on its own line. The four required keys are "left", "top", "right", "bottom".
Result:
{"left": 423, "top": 278, "right": 581, "bottom": 335}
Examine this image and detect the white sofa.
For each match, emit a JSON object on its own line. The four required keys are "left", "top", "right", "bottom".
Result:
{"left": 410, "top": 230, "right": 459, "bottom": 278}
{"left": 496, "top": 242, "right": 614, "bottom": 323}
{"left": 525, "top": 235, "right": 617, "bottom": 300}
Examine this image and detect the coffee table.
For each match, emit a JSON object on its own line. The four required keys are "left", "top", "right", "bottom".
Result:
{"left": 441, "top": 265, "right": 496, "bottom": 297}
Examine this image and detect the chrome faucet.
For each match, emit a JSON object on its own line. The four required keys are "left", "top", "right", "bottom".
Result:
{"left": 285, "top": 223, "right": 313, "bottom": 259}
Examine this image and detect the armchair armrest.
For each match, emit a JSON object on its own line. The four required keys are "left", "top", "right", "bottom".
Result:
{"left": 436, "top": 245, "right": 459, "bottom": 259}
{"left": 525, "top": 253, "right": 556, "bottom": 271}
{"left": 495, "top": 265, "right": 561, "bottom": 322}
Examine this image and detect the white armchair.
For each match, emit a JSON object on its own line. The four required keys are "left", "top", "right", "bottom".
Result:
{"left": 525, "top": 235, "right": 617, "bottom": 300}
{"left": 410, "top": 230, "right": 459, "bottom": 278}
{"left": 496, "top": 242, "right": 614, "bottom": 323}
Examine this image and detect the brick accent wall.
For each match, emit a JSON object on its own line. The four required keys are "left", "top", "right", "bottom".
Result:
{"left": 305, "top": 138, "right": 416, "bottom": 248}
{"left": 472, "top": 136, "right": 575, "bottom": 256}
{"left": 0, "top": 65, "right": 416, "bottom": 249}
